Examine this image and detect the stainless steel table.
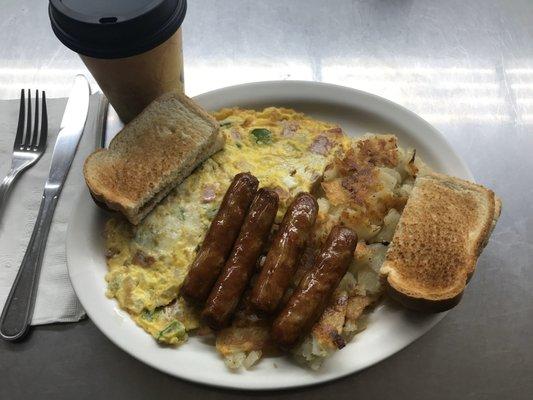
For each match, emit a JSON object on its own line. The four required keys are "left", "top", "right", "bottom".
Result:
{"left": 1, "top": 1, "right": 532, "bottom": 399}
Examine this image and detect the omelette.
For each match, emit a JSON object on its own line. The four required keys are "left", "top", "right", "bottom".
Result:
{"left": 105, "top": 107, "right": 351, "bottom": 344}
{"left": 104, "top": 107, "right": 424, "bottom": 368}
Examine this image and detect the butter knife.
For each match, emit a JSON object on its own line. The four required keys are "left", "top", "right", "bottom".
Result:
{"left": 0, "top": 75, "right": 90, "bottom": 341}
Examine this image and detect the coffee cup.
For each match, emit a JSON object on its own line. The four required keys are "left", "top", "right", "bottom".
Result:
{"left": 49, "top": 0, "right": 187, "bottom": 122}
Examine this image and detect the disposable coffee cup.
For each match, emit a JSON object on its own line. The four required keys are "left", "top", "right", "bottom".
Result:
{"left": 49, "top": 0, "right": 187, "bottom": 122}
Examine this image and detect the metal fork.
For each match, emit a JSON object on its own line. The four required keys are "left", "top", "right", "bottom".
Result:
{"left": 0, "top": 89, "right": 48, "bottom": 220}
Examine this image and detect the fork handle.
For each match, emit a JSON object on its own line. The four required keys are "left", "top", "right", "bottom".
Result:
{"left": 0, "top": 188, "right": 59, "bottom": 341}
{"left": 0, "top": 169, "right": 19, "bottom": 221}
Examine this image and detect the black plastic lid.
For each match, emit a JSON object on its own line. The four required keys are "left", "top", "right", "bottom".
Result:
{"left": 49, "top": 0, "right": 187, "bottom": 59}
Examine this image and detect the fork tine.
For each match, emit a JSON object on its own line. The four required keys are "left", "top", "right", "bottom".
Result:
{"left": 23, "top": 89, "right": 32, "bottom": 149}
{"left": 38, "top": 91, "right": 48, "bottom": 151}
{"left": 13, "top": 89, "right": 25, "bottom": 150}
{"left": 30, "top": 90, "right": 40, "bottom": 149}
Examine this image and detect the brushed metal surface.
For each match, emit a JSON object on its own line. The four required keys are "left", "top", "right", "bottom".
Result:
{"left": 0, "top": 0, "right": 532, "bottom": 399}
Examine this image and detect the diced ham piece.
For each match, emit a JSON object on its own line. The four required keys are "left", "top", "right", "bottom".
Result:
{"left": 281, "top": 121, "right": 299, "bottom": 137}
{"left": 201, "top": 184, "right": 217, "bottom": 203}
{"left": 132, "top": 250, "right": 155, "bottom": 267}
{"left": 325, "top": 127, "right": 343, "bottom": 136}
{"left": 230, "top": 128, "right": 241, "bottom": 140}
{"left": 309, "top": 135, "right": 334, "bottom": 155}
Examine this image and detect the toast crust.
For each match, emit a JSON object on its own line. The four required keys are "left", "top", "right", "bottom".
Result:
{"left": 380, "top": 172, "right": 501, "bottom": 312}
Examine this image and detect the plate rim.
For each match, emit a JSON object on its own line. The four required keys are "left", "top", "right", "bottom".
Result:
{"left": 67, "top": 80, "right": 473, "bottom": 390}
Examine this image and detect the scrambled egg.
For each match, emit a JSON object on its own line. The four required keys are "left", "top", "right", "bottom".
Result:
{"left": 104, "top": 107, "right": 351, "bottom": 344}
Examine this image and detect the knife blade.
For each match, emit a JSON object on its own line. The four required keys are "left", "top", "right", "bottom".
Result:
{"left": 0, "top": 75, "right": 90, "bottom": 341}
{"left": 45, "top": 74, "right": 90, "bottom": 190}
{"left": 95, "top": 94, "right": 109, "bottom": 149}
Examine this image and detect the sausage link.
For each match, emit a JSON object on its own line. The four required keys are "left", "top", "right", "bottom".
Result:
{"left": 251, "top": 192, "right": 318, "bottom": 313}
{"left": 202, "top": 188, "right": 279, "bottom": 330}
{"left": 180, "top": 173, "right": 259, "bottom": 303}
{"left": 271, "top": 225, "right": 357, "bottom": 349}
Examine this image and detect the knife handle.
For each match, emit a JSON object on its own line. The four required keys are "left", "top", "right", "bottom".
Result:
{"left": 0, "top": 189, "right": 59, "bottom": 341}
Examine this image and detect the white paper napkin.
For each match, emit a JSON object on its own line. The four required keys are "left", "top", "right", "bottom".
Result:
{"left": 0, "top": 94, "right": 100, "bottom": 324}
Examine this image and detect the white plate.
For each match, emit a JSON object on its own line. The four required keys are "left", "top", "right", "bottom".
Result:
{"left": 67, "top": 81, "right": 474, "bottom": 390}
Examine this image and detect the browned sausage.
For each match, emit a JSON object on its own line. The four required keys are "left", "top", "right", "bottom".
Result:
{"left": 271, "top": 225, "right": 357, "bottom": 349}
{"left": 180, "top": 173, "right": 259, "bottom": 303}
{"left": 202, "top": 188, "right": 279, "bottom": 330}
{"left": 250, "top": 192, "right": 318, "bottom": 314}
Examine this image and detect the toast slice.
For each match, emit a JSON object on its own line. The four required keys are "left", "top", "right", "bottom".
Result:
{"left": 380, "top": 172, "right": 501, "bottom": 312}
{"left": 84, "top": 91, "right": 224, "bottom": 225}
